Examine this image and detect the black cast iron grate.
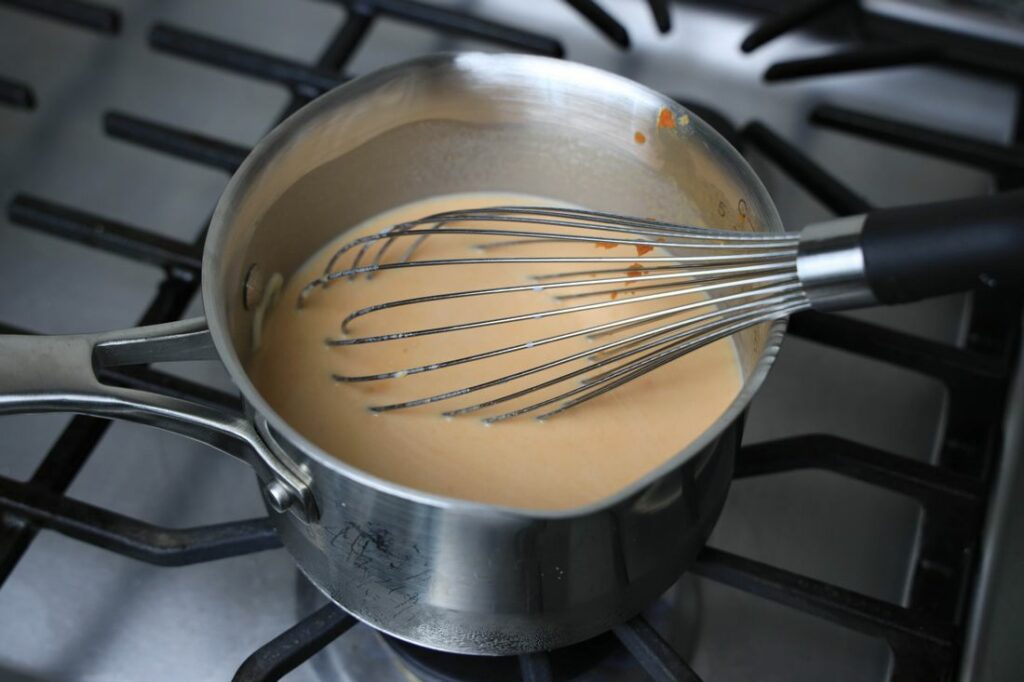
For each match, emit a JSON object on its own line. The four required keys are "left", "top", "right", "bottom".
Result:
{"left": 1, "top": 1, "right": 1021, "bottom": 680}
{"left": 0, "top": 0, "right": 121, "bottom": 109}
{"left": 741, "top": 0, "right": 1024, "bottom": 82}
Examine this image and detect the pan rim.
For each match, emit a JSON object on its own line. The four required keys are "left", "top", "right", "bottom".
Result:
{"left": 203, "top": 51, "right": 789, "bottom": 520}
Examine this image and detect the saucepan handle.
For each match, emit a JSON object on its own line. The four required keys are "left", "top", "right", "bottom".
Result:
{"left": 0, "top": 317, "right": 317, "bottom": 521}
{"left": 797, "top": 189, "right": 1024, "bottom": 311}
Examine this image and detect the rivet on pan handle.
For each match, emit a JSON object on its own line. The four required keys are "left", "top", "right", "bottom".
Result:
{"left": 253, "top": 412, "right": 319, "bottom": 523}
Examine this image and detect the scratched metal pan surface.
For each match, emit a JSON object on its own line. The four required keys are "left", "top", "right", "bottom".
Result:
{"left": 0, "top": 53, "right": 786, "bottom": 654}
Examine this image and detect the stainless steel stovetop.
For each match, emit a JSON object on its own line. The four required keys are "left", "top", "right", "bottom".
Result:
{"left": 0, "top": 1, "right": 1020, "bottom": 680}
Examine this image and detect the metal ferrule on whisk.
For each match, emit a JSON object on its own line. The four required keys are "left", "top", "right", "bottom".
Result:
{"left": 795, "top": 215, "right": 877, "bottom": 311}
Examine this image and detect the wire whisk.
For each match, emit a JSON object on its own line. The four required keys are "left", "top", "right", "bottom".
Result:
{"left": 297, "top": 206, "right": 810, "bottom": 422}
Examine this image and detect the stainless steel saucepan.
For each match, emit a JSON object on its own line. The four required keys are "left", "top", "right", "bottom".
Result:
{"left": 1, "top": 53, "right": 1012, "bottom": 656}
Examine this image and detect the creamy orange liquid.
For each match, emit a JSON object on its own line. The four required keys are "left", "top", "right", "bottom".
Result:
{"left": 248, "top": 194, "right": 742, "bottom": 510}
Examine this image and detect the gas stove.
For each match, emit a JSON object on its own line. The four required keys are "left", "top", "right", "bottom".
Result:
{"left": 0, "top": 1, "right": 1020, "bottom": 680}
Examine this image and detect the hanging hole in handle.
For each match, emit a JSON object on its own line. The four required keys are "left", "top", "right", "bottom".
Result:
{"left": 264, "top": 480, "right": 295, "bottom": 513}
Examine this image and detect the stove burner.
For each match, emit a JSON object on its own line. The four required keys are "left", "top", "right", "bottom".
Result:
{"left": 295, "top": 569, "right": 700, "bottom": 682}
{"left": 383, "top": 632, "right": 621, "bottom": 682}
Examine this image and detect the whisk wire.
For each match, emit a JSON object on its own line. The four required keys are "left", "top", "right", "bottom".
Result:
{"left": 330, "top": 272, "right": 797, "bottom": 345}
{"left": 335, "top": 260, "right": 796, "bottom": 335}
{"left": 472, "top": 298, "right": 806, "bottom": 423}
{"left": 310, "top": 206, "right": 801, "bottom": 421}
{"left": 529, "top": 302, "right": 805, "bottom": 422}
{"left": 445, "top": 292, "right": 807, "bottom": 422}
